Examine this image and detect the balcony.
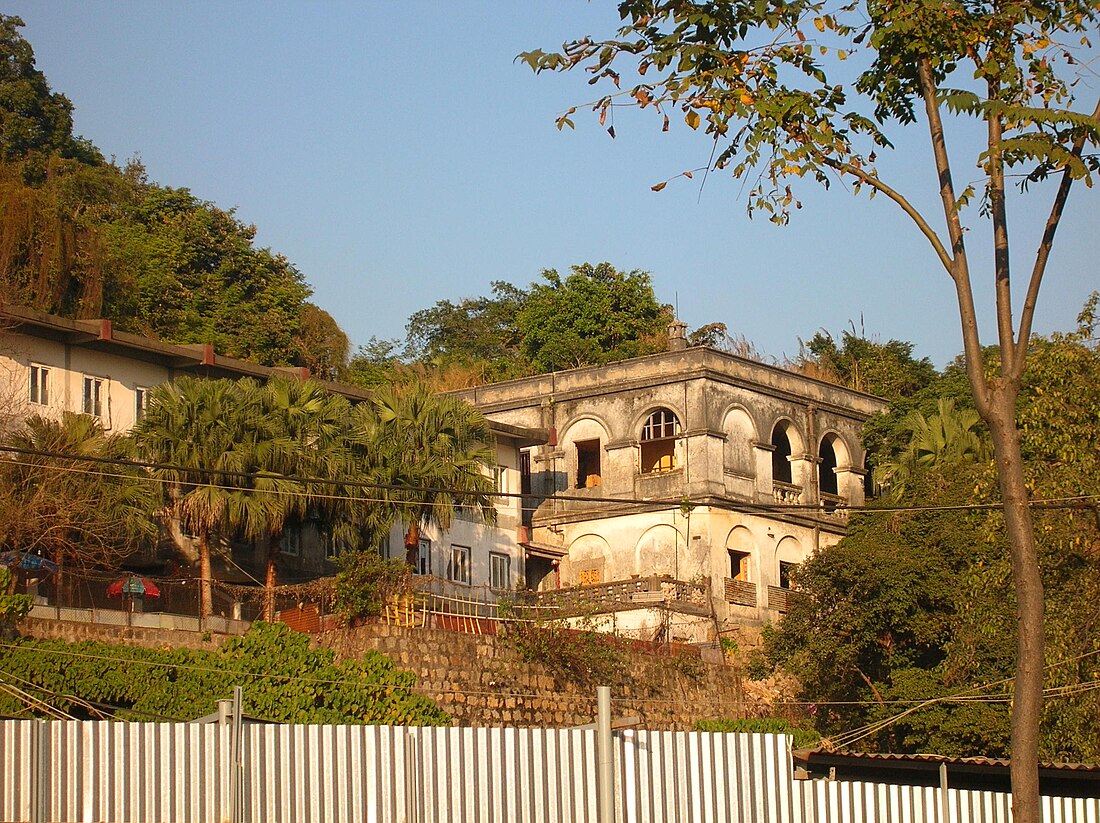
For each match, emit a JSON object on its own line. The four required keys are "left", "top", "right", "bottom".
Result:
{"left": 767, "top": 585, "right": 807, "bottom": 614}
{"left": 820, "top": 492, "right": 849, "bottom": 521}
{"left": 723, "top": 578, "right": 757, "bottom": 607}
{"left": 536, "top": 575, "right": 710, "bottom": 617}
{"left": 773, "top": 481, "right": 803, "bottom": 505}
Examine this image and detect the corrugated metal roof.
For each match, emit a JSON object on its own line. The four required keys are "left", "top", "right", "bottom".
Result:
{"left": 795, "top": 748, "right": 1100, "bottom": 774}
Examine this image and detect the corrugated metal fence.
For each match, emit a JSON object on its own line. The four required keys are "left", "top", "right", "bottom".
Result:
{"left": 1, "top": 721, "right": 1097, "bottom": 823}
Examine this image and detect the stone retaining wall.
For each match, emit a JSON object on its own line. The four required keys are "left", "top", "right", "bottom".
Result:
{"left": 15, "top": 617, "right": 746, "bottom": 729}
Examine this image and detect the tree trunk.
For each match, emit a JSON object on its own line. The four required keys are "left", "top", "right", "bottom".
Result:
{"left": 263, "top": 534, "right": 279, "bottom": 622}
{"left": 984, "top": 392, "right": 1044, "bottom": 823}
{"left": 54, "top": 550, "right": 67, "bottom": 608}
{"left": 199, "top": 533, "right": 213, "bottom": 618}
{"left": 404, "top": 521, "right": 420, "bottom": 569}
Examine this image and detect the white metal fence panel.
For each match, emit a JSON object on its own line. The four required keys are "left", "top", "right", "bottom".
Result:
{"left": 410, "top": 725, "right": 597, "bottom": 823}
{"left": 1, "top": 719, "right": 35, "bottom": 823}
{"left": 2, "top": 720, "right": 1099, "bottom": 823}
{"left": 39, "top": 721, "right": 230, "bottom": 823}
{"left": 798, "top": 780, "right": 960, "bottom": 823}
{"left": 245, "top": 723, "right": 411, "bottom": 823}
{"left": 795, "top": 779, "right": 1100, "bottom": 823}
{"left": 1041, "top": 796, "right": 1100, "bottom": 823}
{"left": 618, "top": 730, "right": 793, "bottom": 823}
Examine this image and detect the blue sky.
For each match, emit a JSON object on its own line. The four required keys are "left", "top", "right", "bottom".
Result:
{"left": 9, "top": 2, "right": 1099, "bottom": 368}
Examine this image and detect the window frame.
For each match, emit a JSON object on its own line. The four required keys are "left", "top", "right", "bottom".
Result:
{"left": 448, "top": 544, "right": 471, "bottom": 585}
{"left": 28, "top": 364, "right": 50, "bottom": 406}
{"left": 575, "top": 438, "right": 602, "bottom": 488}
{"left": 135, "top": 386, "right": 149, "bottom": 422}
{"left": 771, "top": 424, "right": 794, "bottom": 484}
{"left": 82, "top": 375, "right": 105, "bottom": 418}
{"left": 728, "top": 549, "right": 751, "bottom": 582}
{"left": 416, "top": 537, "right": 431, "bottom": 576}
{"left": 282, "top": 529, "right": 303, "bottom": 557}
{"left": 489, "top": 551, "right": 511, "bottom": 590}
{"left": 640, "top": 408, "right": 681, "bottom": 474}
{"left": 779, "top": 560, "right": 797, "bottom": 590}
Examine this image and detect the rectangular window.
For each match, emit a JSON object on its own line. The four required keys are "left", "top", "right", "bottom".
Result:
{"left": 29, "top": 365, "right": 49, "bottom": 406}
{"left": 492, "top": 465, "right": 507, "bottom": 494}
{"left": 641, "top": 439, "right": 676, "bottom": 473}
{"left": 82, "top": 376, "right": 104, "bottom": 417}
{"left": 520, "top": 450, "right": 532, "bottom": 495}
{"left": 489, "top": 552, "right": 510, "bottom": 590}
{"left": 282, "top": 530, "right": 302, "bottom": 557}
{"left": 416, "top": 537, "right": 431, "bottom": 576}
{"left": 448, "top": 544, "right": 470, "bottom": 585}
{"left": 576, "top": 439, "right": 602, "bottom": 488}
{"left": 779, "top": 561, "right": 797, "bottom": 590}
{"left": 135, "top": 387, "right": 149, "bottom": 421}
{"left": 324, "top": 533, "right": 339, "bottom": 559}
{"left": 728, "top": 550, "right": 750, "bottom": 582}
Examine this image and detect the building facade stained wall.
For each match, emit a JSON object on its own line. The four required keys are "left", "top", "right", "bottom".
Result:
{"left": 455, "top": 345, "right": 885, "bottom": 630}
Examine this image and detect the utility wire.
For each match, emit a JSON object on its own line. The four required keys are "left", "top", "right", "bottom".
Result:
{"left": 3, "top": 443, "right": 1099, "bottom": 516}
{"left": 2, "top": 639, "right": 1098, "bottom": 714}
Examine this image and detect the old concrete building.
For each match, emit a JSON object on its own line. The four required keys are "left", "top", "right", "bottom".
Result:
{"left": 455, "top": 324, "right": 886, "bottom": 637}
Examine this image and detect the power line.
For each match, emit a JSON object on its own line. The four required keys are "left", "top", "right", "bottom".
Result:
{"left": 3, "top": 443, "right": 1099, "bottom": 516}
{"left": 2, "top": 638, "right": 1098, "bottom": 715}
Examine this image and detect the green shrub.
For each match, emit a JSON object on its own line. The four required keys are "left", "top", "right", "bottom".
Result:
{"left": 334, "top": 549, "right": 411, "bottom": 623}
{"left": 695, "top": 717, "right": 821, "bottom": 749}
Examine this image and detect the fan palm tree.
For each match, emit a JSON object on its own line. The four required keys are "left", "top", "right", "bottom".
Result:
{"left": 132, "top": 377, "right": 274, "bottom": 617}
{"left": 351, "top": 380, "right": 497, "bottom": 569}
{"left": 0, "top": 412, "right": 156, "bottom": 603}
{"left": 875, "top": 398, "right": 992, "bottom": 500}
{"left": 246, "top": 376, "right": 353, "bottom": 621}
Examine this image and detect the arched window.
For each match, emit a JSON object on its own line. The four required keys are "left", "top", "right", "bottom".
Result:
{"left": 771, "top": 423, "right": 793, "bottom": 484}
{"left": 819, "top": 435, "right": 839, "bottom": 496}
{"left": 640, "top": 408, "right": 680, "bottom": 473}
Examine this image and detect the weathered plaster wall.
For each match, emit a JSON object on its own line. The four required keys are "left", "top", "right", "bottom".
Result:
{"left": 454, "top": 346, "right": 884, "bottom": 628}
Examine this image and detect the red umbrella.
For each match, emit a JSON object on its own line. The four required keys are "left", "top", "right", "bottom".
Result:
{"left": 107, "top": 575, "right": 161, "bottom": 598}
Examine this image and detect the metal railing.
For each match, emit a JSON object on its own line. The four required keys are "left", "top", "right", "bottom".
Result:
{"left": 27, "top": 603, "right": 250, "bottom": 635}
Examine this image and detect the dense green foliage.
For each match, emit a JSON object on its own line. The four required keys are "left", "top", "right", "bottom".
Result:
{"left": 0, "top": 567, "right": 32, "bottom": 625}
{"left": 403, "top": 281, "right": 529, "bottom": 383}
{"left": 759, "top": 310, "right": 1100, "bottom": 761}
{"left": 0, "top": 621, "right": 449, "bottom": 724}
{"left": 516, "top": 263, "right": 671, "bottom": 372}
{"left": 0, "top": 15, "right": 100, "bottom": 168}
{"left": 349, "top": 263, "right": 675, "bottom": 389}
{"left": 801, "top": 330, "right": 938, "bottom": 401}
{"left": 333, "top": 550, "right": 412, "bottom": 623}
{"left": 130, "top": 375, "right": 496, "bottom": 615}
{"left": 350, "top": 381, "right": 497, "bottom": 561}
{"left": 0, "top": 16, "right": 338, "bottom": 369}
{"left": 695, "top": 717, "right": 821, "bottom": 749}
